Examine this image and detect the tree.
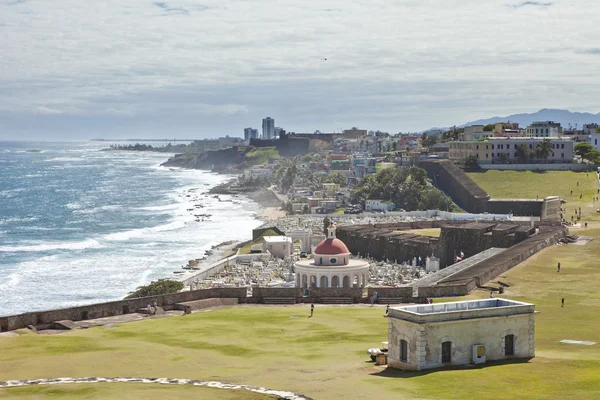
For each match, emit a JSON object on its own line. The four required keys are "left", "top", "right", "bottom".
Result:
{"left": 125, "top": 279, "right": 184, "bottom": 299}
{"left": 483, "top": 124, "right": 495, "bottom": 132}
{"left": 323, "top": 216, "right": 332, "bottom": 235}
{"left": 499, "top": 152, "right": 509, "bottom": 164}
{"left": 586, "top": 149, "right": 600, "bottom": 164}
{"left": 535, "top": 139, "right": 553, "bottom": 162}
{"left": 515, "top": 144, "right": 532, "bottom": 163}
{"left": 575, "top": 142, "right": 595, "bottom": 158}
{"left": 419, "top": 189, "right": 453, "bottom": 211}
{"left": 463, "top": 155, "right": 479, "bottom": 169}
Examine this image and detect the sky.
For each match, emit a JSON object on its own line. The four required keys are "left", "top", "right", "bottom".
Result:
{"left": 1, "top": 0, "right": 600, "bottom": 140}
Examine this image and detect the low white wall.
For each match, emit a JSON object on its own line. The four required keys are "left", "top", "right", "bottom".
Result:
{"left": 480, "top": 163, "right": 592, "bottom": 171}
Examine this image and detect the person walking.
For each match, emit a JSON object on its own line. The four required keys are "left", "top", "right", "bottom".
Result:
{"left": 146, "top": 303, "right": 152, "bottom": 316}
{"left": 310, "top": 303, "right": 314, "bottom": 318}
{"left": 489, "top": 291, "right": 494, "bottom": 298}
{"left": 385, "top": 304, "right": 390, "bottom": 316}
{"left": 558, "top": 262, "right": 561, "bottom": 272}
{"left": 561, "top": 297, "right": 565, "bottom": 307}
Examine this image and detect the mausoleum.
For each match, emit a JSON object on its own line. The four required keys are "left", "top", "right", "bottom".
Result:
{"left": 294, "top": 226, "right": 369, "bottom": 288}
{"left": 387, "top": 298, "right": 535, "bottom": 370}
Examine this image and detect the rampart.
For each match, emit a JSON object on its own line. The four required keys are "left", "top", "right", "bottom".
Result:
{"left": 419, "top": 160, "right": 490, "bottom": 213}
{"left": 0, "top": 227, "right": 566, "bottom": 332}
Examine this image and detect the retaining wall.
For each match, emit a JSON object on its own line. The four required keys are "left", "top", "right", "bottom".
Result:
{"left": 480, "top": 163, "right": 592, "bottom": 171}
{"left": 0, "top": 287, "right": 246, "bottom": 332}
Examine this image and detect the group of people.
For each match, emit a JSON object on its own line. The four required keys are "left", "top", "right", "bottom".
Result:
{"left": 145, "top": 301, "right": 159, "bottom": 316}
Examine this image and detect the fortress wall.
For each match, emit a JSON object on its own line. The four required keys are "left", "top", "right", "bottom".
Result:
{"left": 419, "top": 160, "right": 490, "bottom": 213}
{"left": 486, "top": 199, "right": 543, "bottom": 216}
{"left": 0, "top": 287, "right": 247, "bottom": 332}
{"left": 367, "top": 287, "right": 414, "bottom": 298}
{"left": 251, "top": 287, "right": 303, "bottom": 299}
{"left": 416, "top": 282, "right": 476, "bottom": 298}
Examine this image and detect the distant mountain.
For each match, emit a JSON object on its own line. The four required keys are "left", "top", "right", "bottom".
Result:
{"left": 461, "top": 109, "right": 600, "bottom": 129}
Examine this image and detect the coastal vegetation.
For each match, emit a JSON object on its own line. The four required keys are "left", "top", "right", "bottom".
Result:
{"left": 124, "top": 279, "right": 184, "bottom": 299}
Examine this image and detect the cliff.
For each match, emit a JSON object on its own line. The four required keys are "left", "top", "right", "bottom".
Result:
{"left": 161, "top": 146, "right": 280, "bottom": 171}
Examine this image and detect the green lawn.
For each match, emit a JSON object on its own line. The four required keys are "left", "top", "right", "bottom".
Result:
{"left": 409, "top": 228, "right": 441, "bottom": 237}
{"left": 468, "top": 170, "right": 600, "bottom": 223}
{"left": 0, "top": 383, "right": 272, "bottom": 400}
{"left": 3, "top": 231, "right": 600, "bottom": 399}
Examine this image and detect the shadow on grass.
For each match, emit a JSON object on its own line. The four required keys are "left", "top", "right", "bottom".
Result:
{"left": 371, "top": 357, "right": 534, "bottom": 378}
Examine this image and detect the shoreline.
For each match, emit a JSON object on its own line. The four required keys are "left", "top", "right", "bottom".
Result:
{"left": 163, "top": 167, "right": 286, "bottom": 286}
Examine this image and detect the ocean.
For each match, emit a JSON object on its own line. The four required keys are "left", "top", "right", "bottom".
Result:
{"left": 0, "top": 141, "right": 262, "bottom": 317}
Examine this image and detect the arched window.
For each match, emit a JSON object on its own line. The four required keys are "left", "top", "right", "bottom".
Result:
{"left": 400, "top": 339, "right": 408, "bottom": 362}
{"left": 505, "top": 334, "right": 515, "bottom": 356}
{"left": 319, "top": 257, "right": 323, "bottom": 264}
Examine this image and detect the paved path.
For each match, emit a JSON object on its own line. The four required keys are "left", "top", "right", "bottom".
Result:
{"left": 0, "top": 377, "right": 311, "bottom": 400}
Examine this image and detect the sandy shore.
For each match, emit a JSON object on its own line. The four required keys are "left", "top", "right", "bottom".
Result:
{"left": 257, "top": 206, "right": 287, "bottom": 221}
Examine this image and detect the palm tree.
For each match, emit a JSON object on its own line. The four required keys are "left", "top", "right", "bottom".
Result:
{"left": 535, "top": 139, "right": 553, "bottom": 163}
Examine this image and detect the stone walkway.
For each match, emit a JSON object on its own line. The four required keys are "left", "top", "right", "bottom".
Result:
{"left": 0, "top": 377, "right": 311, "bottom": 400}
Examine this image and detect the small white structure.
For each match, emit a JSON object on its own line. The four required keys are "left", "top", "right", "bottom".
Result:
{"left": 294, "top": 226, "right": 369, "bottom": 288}
{"left": 365, "top": 199, "right": 395, "bottom": 212}
{"left": 262, "top": 236, "right": 292, "bottom": 259}
{"left": 425, "top": 256, "right": 440, "bottom": 272}
{"left": 387, "top": 298, "right": 535, "bottom": 370}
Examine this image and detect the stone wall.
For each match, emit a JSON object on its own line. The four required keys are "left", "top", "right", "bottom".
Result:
{"left": 251, "top": 287, "right": 303, "bottom": 299}
{"left": 367, "top": 287, "right": 414, "bottom": 298}
{"left": 486, "top": 200, "right": 543, "bottom": 217}
{"left": 416, "top": 282, "right": 476, "bottom": 298}
{"left": 0, "top": 287, "right": 246, "bottom": 332}
{"left": 419, "top": 160, "right": 490, "bottom": 213}
{"left": 306, "top": 287, "right": 364, "bottom": 302}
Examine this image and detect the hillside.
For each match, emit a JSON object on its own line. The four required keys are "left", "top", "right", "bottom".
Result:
{"left": 461, "top": 108, "right": 600, "bottom": 129}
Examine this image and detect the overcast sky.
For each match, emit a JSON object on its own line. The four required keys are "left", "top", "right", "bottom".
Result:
{"left": 1, "top": 0, "right": 599, "bottom": 140}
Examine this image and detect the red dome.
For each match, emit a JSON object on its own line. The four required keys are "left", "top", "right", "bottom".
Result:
{"left": 314, "top": 238, "right": 350, "bottom": 255}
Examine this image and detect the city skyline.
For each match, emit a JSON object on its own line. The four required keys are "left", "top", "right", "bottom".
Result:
{"left": 1, "top": 0, "right": 600, "bottom": 140}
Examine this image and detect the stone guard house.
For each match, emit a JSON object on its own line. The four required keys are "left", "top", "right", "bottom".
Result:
{"left": 387, "top": 299, "right": 535, "bottom": 370}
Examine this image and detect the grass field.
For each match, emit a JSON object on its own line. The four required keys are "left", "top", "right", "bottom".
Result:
{"left": 468, "top": 170, "right": 600, "bottom": 223}
{"left": 0, "top": 383, "right": 273, "bottom": 399}
{"left": 3, "top": 229, "right": 600, "bottom": 400}
{"left": 409, "top": 228, "right": 441, "bottom": 237}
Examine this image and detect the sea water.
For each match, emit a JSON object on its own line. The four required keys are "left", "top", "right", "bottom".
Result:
{"left": 0, "top": 141, "right": 262, "bottom": 316}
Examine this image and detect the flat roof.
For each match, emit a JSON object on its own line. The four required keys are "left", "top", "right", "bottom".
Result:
{"left": 263, "top": 236, "right": 292, "bottom": 243}
{"left": 389, "top": 298, "right": 534, "bottom": 324}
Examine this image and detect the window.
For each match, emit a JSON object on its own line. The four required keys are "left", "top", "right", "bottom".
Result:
{"left": 400, "top": 339, "right": 408, "bottom": 362}
{"left": 330, "top": 257, "right": 337, "bottom": 264}
{"left": 485, "top": 153, "right": 488, "bottom": 158}
{"left": 505, "top": 334, "right": 515, "bottom": 356}
{"left": 441, "top": 341, "right": 452, "bottom": 363}
{"left": 492, "top": 144, "right": 494, "bottom": 149}
{"left": 319, "top": 257, "right": 322, "bottom": 264}
{"left": 561, "top": 153, "right": 565, "bottom": 158}
{"left": 561, "top": 144, "right": 564, "bottom": 149}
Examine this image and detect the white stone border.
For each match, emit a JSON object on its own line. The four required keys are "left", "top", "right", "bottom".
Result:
{"left": 0, "top": 377, "right": 311, "bottom": 400}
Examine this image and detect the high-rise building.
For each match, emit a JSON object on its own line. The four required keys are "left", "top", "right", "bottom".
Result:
{"left": 262, "top": 117, "right": 275, "bottom": 139}
{"left": 244, "top": 127, "right": 258, "bottom": 141}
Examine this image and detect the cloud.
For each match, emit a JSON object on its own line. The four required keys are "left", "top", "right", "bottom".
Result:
{"left": 0, "top": 0, "right": 599, "bottom": 139}
{"left": 36, "top": 106, "right": 62, "bottom": 115}
{"left": 509, "top": 1, "right": 552, "bottom": 8}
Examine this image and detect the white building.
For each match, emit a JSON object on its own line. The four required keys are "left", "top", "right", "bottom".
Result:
{"left": 525, "top": 121, "right": 562, "bottom": 137}
{"left": 365, "top": 199, "right": 395, "bottom": 212}
{"left": 262, "top": 117, "right": 275, "bottom": 139}
{"left": 387, "top": 298, "right": 535, "bottom": 371}
{"left": 262, "top": 236, "right": 292, "bottom": 259}
{"left": 294, "top": 226, "right": 369, "bottom": 288}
